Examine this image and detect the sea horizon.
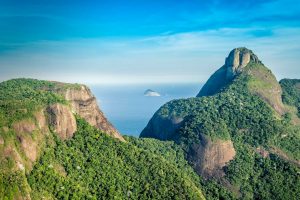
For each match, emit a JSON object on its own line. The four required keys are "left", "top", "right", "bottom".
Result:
{"left": 90, "top": 82, "right": 203, "bottom": 136}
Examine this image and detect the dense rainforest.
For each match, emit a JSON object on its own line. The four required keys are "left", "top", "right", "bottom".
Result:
{"left": 1, "top": 48, "right": 300, "bottom": 200}
{"left": 141, "top": 48, "right": 300, "bottom": 199}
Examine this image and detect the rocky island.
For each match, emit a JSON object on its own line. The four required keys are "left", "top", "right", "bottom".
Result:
{"left": 144, "top": 89, "right": 161, "bottom": 97}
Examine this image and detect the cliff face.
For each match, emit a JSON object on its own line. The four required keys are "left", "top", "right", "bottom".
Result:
{"left": 60, "top": 85, "right": 124, "bottom": 141}
{"left": 47, "top": 103, "right": 77, "bottom": 140}
{"left": 189, "top": 135, "right": 236, "bottom": 179}
{"left": 0, "top": 79, "right": 124, "bottom": 174}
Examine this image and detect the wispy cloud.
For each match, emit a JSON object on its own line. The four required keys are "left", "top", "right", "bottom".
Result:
{"left": 1, "top": 27, "right": 299, "bottom": 84}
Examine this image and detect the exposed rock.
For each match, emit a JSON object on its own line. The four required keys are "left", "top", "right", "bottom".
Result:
{"left": 2, "top": 147, "right": 23, "bottom": 170}
{"left": 197, "top": 47, "right": 284, "bottom": 114}
{"left": 17, "top": 161, "right": 25, "bottom": 171}
{"left": 189, "top": 135, "right": 236, "bottom": 179}
{"left": 225, "top": 48, "right": 259, "bottom": 79}
{"left": 17, "top": 134, "right": 38, "bottom": 162}
{"left": 249, "top": 67, "right": 285, "bottom": 114}
{"left": 0, "top": 137, "right": 4, "bottom": 145}
{"left": 34, "top": 109, "right": 48, "bottom": 131}
{"left": 270, "top": 147, "right": 300, "bottom": 167}
{"left": 61, "top": 85, "right": 124, "bottom": 141}
{"left": 47, "top": 103, "right": 77, "bottom": 140}
{"left": 141, "top": 113, "right": 236, "bottom": 179}
{"left": 12, "top": 120, "right": 36, "bottom": 134}
{"left": 198, "top": 47, "right": 260, "bottom": 97}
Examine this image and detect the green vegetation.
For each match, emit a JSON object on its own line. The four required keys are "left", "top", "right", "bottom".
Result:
{"left": 280, "top": 79, "right": 300, "bottom": 117}
{"left": 225, "top": 140, "right": 300, "bottom": 200}
{"left": 28, "top": 118, "right": 204, "bottom": 199}
{"left": 127, "top": 137, "right": 235, "bottom": 200}
{"left": 147, "top": 64, "right": 300, "bottom": 199}
{"left": 1, "top": 70, "right": 300, "bottom": 200}
{"left": 0, "top": 78, "right": 67, "bottom": 126}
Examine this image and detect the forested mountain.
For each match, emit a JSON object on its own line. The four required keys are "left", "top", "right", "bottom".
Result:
{"left": 0, "top": 79, "right": 204, "bottom": 200}
{"left": 141, "top": 48, "right": 300, "bottom": 199}
{"left": 0, "top": 48, "right": 299, "bottom": 200}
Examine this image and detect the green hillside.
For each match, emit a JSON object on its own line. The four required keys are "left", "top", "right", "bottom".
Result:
{"left": 280, "top": 79, "right": 300, "bottom": 117}
{"left": 1, "top": 48, "right": 300, "bottom": 200}
{"left": 28, "top": 118, "right": 204, "bottom": 199}
{"left": 0, "top": 78, "right": 204, "bottom": 200}
{"left": 141, "top": 48, "right": 300, "bottom": 199}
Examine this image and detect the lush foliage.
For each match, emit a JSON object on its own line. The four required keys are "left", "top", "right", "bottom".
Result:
{"left": 28, "top": 118, "right": 204, "bottom": 200}
{"left": 1, "top": 75, "right": 300, "bottom": 200}
{"left": 0, "top": 78, "right": 68, "bottom": 126}
{"left": 150, "top": 66, "right": 300, "bottom": 199}
{"left": 280, "top": 79, "right": 300, "bottom": 117}
{"left": 127, "top": 137, "right": 235, "bottom": 200}
{"left": 225, "top": 140, "right": 300, "bottom": 200}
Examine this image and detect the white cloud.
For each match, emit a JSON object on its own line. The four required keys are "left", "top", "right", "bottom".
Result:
{"left": 0, "top": 27, "right": 300, "bottom": 84}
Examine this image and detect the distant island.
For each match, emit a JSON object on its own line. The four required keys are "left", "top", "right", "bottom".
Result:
{"left": 144, "top": 89, "right": 161, "bottom": 96}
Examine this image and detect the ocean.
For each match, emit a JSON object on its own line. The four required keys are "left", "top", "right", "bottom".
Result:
{"left": 90, "top": 83, "right": 202, "bottom": 137}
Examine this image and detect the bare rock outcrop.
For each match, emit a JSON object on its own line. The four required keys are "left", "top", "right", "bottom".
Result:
{"left": 12, "top": 120, "right": 36, "bottom": 134}
{"left": 34, "top": 109, "right": 48, "bottom": 131}
{"left": 61, "top": 85, "right": 124, "bottom": 141}
{"left": 189, "top": 135, "right": 236, "bottom": 179}
{"left": 17, "top": 134, "right": 38, "bottom": 162}
{"left": 47, "top": 103, "right": 77, "bottom": 140}
{"left": 0, "top": 136, "right": 4, "bottom": 145}
{"left": 225, "top": 48, "right": 259, "bottom": 79}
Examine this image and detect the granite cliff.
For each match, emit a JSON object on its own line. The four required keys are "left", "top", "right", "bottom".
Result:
{"left": 58, "top": 84, "right": 124, "bottom": 141}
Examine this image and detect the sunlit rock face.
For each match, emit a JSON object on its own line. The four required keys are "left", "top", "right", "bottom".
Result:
{"left": 189, "top": 135, "right": 236, "bottom": 179}
{"left": 47, "top": 103, "right": 77, "bottom": 140}
{"left": 225, "top": 47, "right": 259, "bottom": 79}
{"left": 62, "top": 85, "right": 125, "bottom": 141}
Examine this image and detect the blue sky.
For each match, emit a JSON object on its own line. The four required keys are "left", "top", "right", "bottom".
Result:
{"left": 0, "top": 0, "right": 300, "bottom": 84}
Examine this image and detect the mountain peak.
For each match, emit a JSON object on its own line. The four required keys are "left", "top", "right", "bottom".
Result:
{"left": 197, "top": 47, "right": 261, "bottom": 97}
{"left": 225, "top": 47, "right": 260, "bottom": 79}
{"left": 197, "top": 47, "right": 285, "bottom": 114}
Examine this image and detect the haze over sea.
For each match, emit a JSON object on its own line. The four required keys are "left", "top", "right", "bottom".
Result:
{"left": 91, "top": 83, "right": 202, "bottom": 136}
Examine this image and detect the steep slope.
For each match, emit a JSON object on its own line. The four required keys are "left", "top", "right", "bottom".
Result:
{"left": 28, "top": 119, "right": 205, "bottom": 200}
{"left": 197, "top": 47, "right": 259, "bottom": 97}
{"left": 141, "top": 48, "right": 300, "bottom": 199}
{"left": 197, "top": 47, "right": 284, "bottom": 114}
{"left": 0, "top": 79, "right": 122, "bottom": 199}
{"left": 57, "top": 84, "right": 123, "bottom": 140}
{"left": 280, "top": 79, "right": 300, "bottom": 118}
{"left": 0, "top": 79, "right": 205, "bottom": 200}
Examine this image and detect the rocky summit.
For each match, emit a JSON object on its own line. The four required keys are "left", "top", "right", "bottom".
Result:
{"left": 197, "top": 47, "right": 284, "bottom": 114}
{"left": 224, "top": 47, "right": 260, "bottom": 79}
{"left": 197, "top": 47, "right": 261, "bottom": 97}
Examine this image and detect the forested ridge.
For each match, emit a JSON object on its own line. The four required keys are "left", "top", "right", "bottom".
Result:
{"left": 1, "top": 64, "right": 300, "bottom": 199}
